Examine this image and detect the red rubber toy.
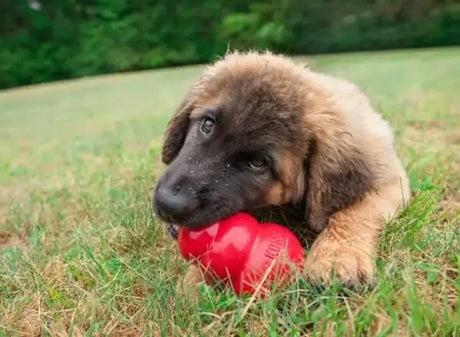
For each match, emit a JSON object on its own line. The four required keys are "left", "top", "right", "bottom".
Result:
{"left": 178, "top": 212, "right": 304, "bottom": 296}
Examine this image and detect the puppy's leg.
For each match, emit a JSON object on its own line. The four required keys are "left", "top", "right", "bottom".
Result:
{"left": 177, "top": 264, "right": 205, "bottom": 301}
{"left": 305, "top": 178, "right": 409, "bottom": 286}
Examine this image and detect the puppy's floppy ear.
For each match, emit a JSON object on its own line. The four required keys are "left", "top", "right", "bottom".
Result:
{"left": 305, "top": 137, "right": 375, "bottom": 232}
{"left": 161, "top": 91, "right": 196, "bottom": 165}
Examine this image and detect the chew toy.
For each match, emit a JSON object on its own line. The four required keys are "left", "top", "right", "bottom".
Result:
{"left": 178, "top": 212, "right": 304, "bottom": 296}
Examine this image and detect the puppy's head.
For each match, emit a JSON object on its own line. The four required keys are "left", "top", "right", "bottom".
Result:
{"left": 153, "top": 51, "right": 373, "bottom": 230}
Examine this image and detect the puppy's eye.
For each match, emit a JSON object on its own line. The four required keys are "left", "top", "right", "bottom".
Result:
{"left": 248, "top": 156, "right": 268, "bottom": 170}
{"left": 201, "top": 118, "right": 215, "bottom": 134}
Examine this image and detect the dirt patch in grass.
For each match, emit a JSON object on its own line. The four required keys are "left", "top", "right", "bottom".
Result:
{"left": 3, "top": 296, "right": 41, "bottom": 337}
{"left": 0, "top": 231, "right": 27, "bottom": 252}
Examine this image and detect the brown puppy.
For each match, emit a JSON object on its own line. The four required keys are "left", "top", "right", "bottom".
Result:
{"left": 153, "top": 51, "right": 410, "bottom": 291}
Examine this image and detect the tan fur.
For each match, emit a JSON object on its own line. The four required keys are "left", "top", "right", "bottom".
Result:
{"left": 305, "top": 177, "right": 409, "bottom": 284}
{"left": 267, "top": 152, "right": 305, "bottom": 205}
{"left": 299, "top": 70, "right": 410, "bottom": 284}
{"left": 178, "top": 264, "right": 204, "bottom": 302}
{"left": 171, "top": 50, "right": 410, "bottom": 291}
{"left": 266, "top": 183, "right": 285, "bottom": 205}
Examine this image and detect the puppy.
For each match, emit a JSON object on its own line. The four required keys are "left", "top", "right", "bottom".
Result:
{"left": 152, "top": 51, "right": 410, "bottom": 291}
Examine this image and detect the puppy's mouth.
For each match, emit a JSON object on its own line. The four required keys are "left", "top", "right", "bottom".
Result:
{"left": 156, "top": 202, "right": 242, "bottom": 238}
{"left": 164, "top": 222, "right": 179, "bottom": 239}
{"left": 162, "top": 209, "right": 251, "bottom": 240}
{"left": 161, "top": 209, "right": 244, "bottom": 239}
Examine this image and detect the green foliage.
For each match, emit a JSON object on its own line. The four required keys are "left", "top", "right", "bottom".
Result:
{"left": 1, "top": 0, "right": 460, "bottom": 89}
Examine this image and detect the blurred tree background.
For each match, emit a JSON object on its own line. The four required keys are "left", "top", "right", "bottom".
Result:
{"left": 1, "top": 0, "right": 459, "bottom": 89}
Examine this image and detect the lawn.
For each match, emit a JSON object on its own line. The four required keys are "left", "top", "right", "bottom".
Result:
{"left": 0, "top": 47, "right": 459, "bottom": 336}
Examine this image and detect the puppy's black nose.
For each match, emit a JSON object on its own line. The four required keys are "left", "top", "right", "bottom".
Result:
{"left": 155, "top": 185, "right": 197, "bottom": 220}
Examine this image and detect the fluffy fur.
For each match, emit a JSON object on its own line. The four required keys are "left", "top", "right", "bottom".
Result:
{"left": 153, "top": 51, "right": 410, "bottom": 290}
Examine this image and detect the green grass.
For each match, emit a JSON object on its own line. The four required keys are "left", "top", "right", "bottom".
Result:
{"left": 1, "top": 47, "right": 459, "bottom": 336}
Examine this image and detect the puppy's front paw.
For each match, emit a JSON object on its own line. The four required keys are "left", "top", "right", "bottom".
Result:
{"left": 177, "top": 264, "right": 205, "bottom": 301}
{"left": 305, "top": 240, "right": 376, "bottom": 287}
